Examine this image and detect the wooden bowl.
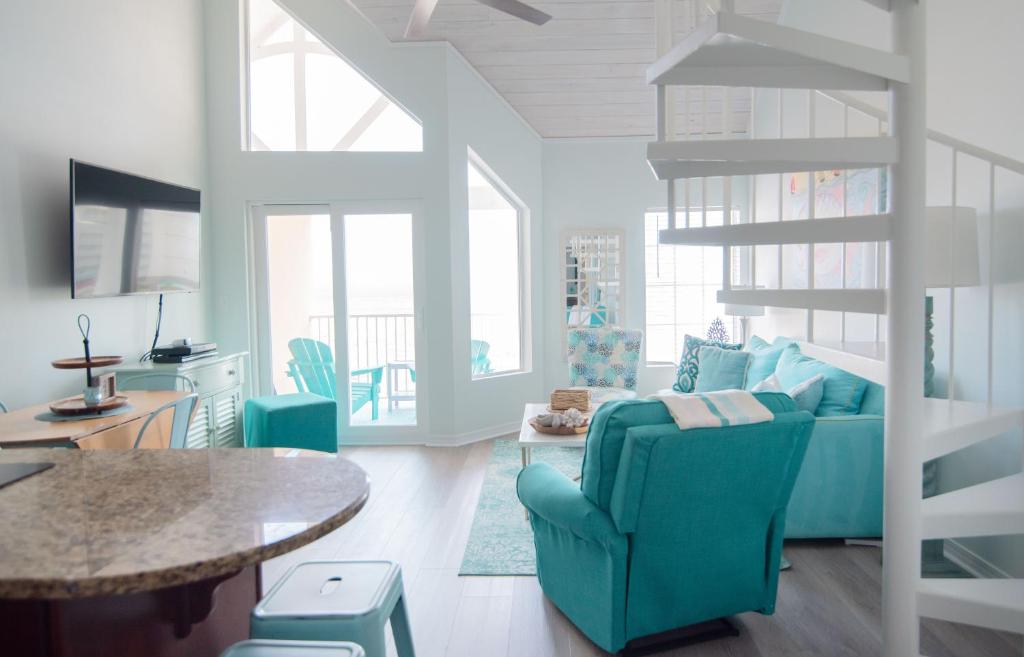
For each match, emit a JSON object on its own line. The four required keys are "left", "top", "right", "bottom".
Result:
{"left": 529, "top": 417, "right": 589, "bottom": 436}
{"left": 49, "top": 394, "right": 129, "bottom": 416}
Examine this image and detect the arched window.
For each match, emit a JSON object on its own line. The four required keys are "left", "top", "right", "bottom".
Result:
{"left": 246, "top": 0, "right": 423, "bottom": 152}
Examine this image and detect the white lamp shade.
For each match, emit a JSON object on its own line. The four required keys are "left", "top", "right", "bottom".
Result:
{"left": 926, "top": 206, "right": 981, "bottom": 288}
{"left": 723, "top": 303, "right": 765, "bottom": 317}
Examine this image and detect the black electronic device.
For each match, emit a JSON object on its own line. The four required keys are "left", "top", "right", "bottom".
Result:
{"left": 151, "top": 342, "right": 217, "bottom": 358}
{"left": 71, "top": 160, "right": 201, "bottom": 298}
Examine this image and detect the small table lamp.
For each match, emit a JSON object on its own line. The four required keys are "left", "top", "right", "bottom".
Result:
{"left": 724, "top": 303, "right": 765, "bottom": 344}
{"left": 924, "top": 206, "right": 980, "bottom": 398}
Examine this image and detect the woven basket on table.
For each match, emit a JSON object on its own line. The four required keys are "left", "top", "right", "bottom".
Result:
{"left": 550, "top": 388, "right": 590, "bottom": 412}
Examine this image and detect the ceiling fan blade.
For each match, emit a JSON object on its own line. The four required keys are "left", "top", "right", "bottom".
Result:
{"left": 475, "top": 0, "right": 552, "bottom": 25}
{"left": 404, "top": 0, "right": 440, "bottom": 38}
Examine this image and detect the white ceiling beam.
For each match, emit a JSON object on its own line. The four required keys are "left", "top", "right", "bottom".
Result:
{"left": 404, "top": 0, "right": 440, "bottom": 38}
{"left": 334, "top": 96, "right": 391, "bottom": 151}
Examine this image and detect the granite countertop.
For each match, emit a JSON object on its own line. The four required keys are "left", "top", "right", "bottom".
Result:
{"left": 0, "top": 448, "right": 369, "bottom": 600}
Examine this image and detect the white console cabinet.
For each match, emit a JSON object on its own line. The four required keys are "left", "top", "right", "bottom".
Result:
{"left": 113, "top": 352, "right": 248, "bottom": 448}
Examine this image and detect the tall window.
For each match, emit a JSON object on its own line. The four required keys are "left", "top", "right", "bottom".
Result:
{"left": 467, "top": 155, "right": 526, "bottom": 377}
{"left": 644, "top": 211, "right": 737, "bottom": 364}
{"left": 246, "top": 0, "right": 422, "bottom": 152}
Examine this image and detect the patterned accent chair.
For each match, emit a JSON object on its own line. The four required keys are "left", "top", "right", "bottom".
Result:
{"left": 566, "top": 328, "right": 643, "bottom": 404}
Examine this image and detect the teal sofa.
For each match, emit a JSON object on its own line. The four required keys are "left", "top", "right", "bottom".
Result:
{"left": 784, "top": 378, "right": 884, "bottom": 538}
{"left": 517, "top": 393, "right": 814, "bottom": 653}
{"left": 718, "top": 336, "right": 886, "bottom": 539}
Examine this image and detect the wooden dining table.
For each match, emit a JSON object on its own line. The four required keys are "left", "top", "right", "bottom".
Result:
{"left": 0, "top": 390, "right": 187, "bottom": 449}
{"left": 0, "top": 447, "right": 370, "bottom": 657}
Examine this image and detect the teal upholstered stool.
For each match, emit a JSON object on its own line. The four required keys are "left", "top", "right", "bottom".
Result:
{"left": 220, "top": 639, "right": 364, "bottom": 657}
{"left": 251, "top": 561, "right": 415, "bottom": 657}
{"left": 244, "top": 393, "right": 338, "bottom": 453}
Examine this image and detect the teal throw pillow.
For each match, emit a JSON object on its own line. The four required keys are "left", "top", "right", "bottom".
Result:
{"left": 787, "top": 373, "right": 825, "bottom": 413}
{"left": 743, "top": 335, "right": 790, "bottom": 390}
{"left": 746, "top": 335, "right": 771, "bottom": 350}
{"left": 694, "top": 346, "right": 752, "bottom": 392}
{"left": 751, "top": 372, "right": 826, "bottom": 413}
{"left": 774, "top": 344, "right": 870, "bottom": 416}
{"left": 673, "top": 334, "right": 743, "bottom": 393}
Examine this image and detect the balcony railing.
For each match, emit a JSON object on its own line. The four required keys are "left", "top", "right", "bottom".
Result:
{"left": 308, "top": 313, "right": 416, "bottom": 392}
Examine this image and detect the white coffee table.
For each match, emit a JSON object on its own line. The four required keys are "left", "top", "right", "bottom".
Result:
{"left": 517, "top": 403, "right": 589, "bottom": 468}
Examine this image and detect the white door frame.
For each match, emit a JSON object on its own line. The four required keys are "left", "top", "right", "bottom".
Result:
{"left": 248, "top": 200, "right": 428, "bottom": 442}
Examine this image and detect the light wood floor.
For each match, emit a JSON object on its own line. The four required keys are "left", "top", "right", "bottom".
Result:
{"left": 261, "top": 441, "right": 1023, "bottom": 657}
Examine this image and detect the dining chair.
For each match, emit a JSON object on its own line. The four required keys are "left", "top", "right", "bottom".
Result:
{"left": 119, "top": 373, "right": 199, "bottom": 448}
{"left": 132, "top": 393, "right": 200, "bottom": 448}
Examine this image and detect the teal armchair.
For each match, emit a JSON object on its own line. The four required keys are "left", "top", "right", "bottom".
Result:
{"left": 287, "top": 338, "right": 383, "bottom": 421}
{"left": 517, "top": 393, "right": 814, "bottom": 653}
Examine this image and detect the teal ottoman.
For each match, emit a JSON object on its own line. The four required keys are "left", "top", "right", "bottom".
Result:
{"left": 244, "top": 393, "right": 338, "bottom": 453}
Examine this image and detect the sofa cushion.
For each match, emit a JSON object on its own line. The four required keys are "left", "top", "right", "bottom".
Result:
{"left": 774, "top": 344, "right": 869, "bottom": 416}
{"left": 743, "top": 335, "right": 790, "bottom": 390}
{"left": 787, "top": 374, "right": 826, "bottom": 413}
{"left": 694, "top": 346, "right": 752, "bottom": 392}
{"left": 859, "top": 380, "right": 886, "bottom": 416}
{"left": 752, "top": 372, "right": 825, "bottom": 413}
{"left": 673, "top": 334, "right": 743, "bottom": 393}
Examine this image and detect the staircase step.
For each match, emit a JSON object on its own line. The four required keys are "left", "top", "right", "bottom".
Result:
{"left": 921, "top": 473, "right": 1024, "bottom": 539}
{"left": 646, "top": 137, "right": 899, "bottom": 180}
{"left": 716, "top": 288, "right": 886, "bottom": 314}
{"left": 646, "top": 11, "right": 909, "bottom": 91}
{"left": 917, "top": 579, "right": 1024, "bottom": 634}
{"left": 659, "top": 214, "right": 891, "bottom": 246}
{"left": 924, "top": 398, "right": 1024, "bottom": 461}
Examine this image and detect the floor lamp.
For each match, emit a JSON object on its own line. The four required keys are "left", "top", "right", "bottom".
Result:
{"left": 724, "top": 303, "right": 765, "bottom": 344}
{"left": 924, "top": 206, "right": 980, "bottom": 398}
{"left": 923, "top": 205, "right": 980, "bottom": 573}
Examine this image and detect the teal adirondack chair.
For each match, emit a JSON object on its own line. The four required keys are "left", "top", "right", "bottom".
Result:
{"left": 470, "top": 339, "right": 492, "bottom": 376}
{"left": 398, "top": 340, "right": 490, "bottom": 387}
{"left": 287, "top": 338, "right": 383, "bottom": 421}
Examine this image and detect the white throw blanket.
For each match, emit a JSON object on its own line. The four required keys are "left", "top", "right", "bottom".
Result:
{"left": 649, "top": 390, "right": 774, "bottom": 431}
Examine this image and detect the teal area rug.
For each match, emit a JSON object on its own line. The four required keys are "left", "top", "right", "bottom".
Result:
{"left": 459, "top": 439, "right": 584, "bottom": 576}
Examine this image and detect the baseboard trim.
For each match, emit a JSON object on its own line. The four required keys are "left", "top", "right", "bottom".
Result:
{"left": 445, "top": 421, "right": 520, "bottom": 447}
{"left": 336, "top": 421, "right": 521, "bottom": 448}
{"left": 943, "top": 539, "right": 1012, "bottom": 579}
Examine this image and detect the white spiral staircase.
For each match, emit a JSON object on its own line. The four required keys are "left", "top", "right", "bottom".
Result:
{"left": 647, "top": 1, "right": 1024, "bottom": 655}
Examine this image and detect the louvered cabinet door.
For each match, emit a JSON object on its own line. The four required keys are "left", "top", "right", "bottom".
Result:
{"left": 212, "top": 390, "right": 243, "bottom": 447}
{"left": 185, "top": 399, "right": 213, "bottom": 448}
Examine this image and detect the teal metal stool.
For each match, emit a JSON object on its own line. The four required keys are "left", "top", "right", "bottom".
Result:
{"left": 220, "top": 639, "right": 364, "bottom": 657}
{"left": 251, "top": 561, "right": 415, "bottom": 657}
{"left": 244, "top": 393, "right": 338, "bottom": 453}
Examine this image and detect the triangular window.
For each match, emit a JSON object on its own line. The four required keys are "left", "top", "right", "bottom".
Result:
{"left": 246, "top": 0, "right": 423, "bottom": 152}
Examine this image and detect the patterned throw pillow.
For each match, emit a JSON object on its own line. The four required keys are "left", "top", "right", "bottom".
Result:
{"left": 673, "top": 334, "right": 743, "bottom": 393}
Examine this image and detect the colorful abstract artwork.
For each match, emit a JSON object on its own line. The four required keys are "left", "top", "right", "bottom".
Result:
{"left": 784, "top": 169, "right": 887, "bottom": 289}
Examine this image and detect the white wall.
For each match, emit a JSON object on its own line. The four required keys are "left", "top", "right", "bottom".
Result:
{"left": 203, "top": 0, "right": 544, "bottom": 445}
{"left": 0, "top": 0, "right": 209, "bottom": 409}
{"left": 778, "top": 0, "right": 1024, "bottom": 576}
{"left": 542, "top": 139, "right": 747, "bottom": 395}
{"left": 445, "top": 50, "right": 546, "bottom": 440}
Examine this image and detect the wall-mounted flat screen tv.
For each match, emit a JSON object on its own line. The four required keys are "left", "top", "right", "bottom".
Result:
{"left": 70, "top": 160, "right": 201, "bottom": 298}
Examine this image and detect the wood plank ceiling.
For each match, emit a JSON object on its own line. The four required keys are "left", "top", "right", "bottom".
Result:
{"left": 349, "top": 0, "right": 782, "bottom": 138}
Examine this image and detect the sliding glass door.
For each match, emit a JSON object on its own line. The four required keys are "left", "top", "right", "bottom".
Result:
{"left": 253, "top": 204, "right": 423, "bottom": 437}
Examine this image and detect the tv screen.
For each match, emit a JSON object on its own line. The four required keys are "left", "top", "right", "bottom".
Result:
{"left": 71, "top": 160, "right": 201, "bottom": 298}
